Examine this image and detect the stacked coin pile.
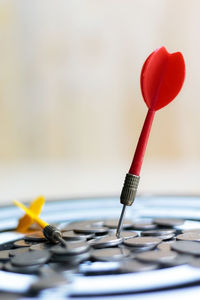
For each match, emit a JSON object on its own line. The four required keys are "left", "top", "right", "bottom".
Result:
{"left": 1, "top": 217, "right": 200, "bottom": 283}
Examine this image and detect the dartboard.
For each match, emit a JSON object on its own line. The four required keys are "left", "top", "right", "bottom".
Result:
{"left": 1, "top": 195, "right": 200, "bottom": 299}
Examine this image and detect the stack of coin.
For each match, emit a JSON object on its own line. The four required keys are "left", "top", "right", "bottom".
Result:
{"left": 1, "top": 217, "right": 200, "bottom": 285}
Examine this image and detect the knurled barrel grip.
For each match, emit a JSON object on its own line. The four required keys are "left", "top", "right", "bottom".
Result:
{"left": 120, "top": 173, "right": 140, "bottom": 206}
{"left": 43, "top": 225, "right": 62, "bottom": 243}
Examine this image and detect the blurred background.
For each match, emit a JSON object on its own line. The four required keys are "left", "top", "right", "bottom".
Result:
{"left": 0, "top": 0, "right": 199, "bottom": 204}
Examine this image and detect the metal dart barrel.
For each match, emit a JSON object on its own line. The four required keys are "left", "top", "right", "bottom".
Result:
{"left": 116, "top": 173, "right": 140, "bottom": 237}
{"left": 43, "top": 225, "right": 67, "bottom": 246}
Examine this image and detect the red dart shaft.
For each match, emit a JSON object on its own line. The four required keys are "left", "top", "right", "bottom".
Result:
{"left": 129, "top": 109, "right": 155, "bottom": 176}
{"left": 116, "top": 109, "right": 155, "bottom": 238}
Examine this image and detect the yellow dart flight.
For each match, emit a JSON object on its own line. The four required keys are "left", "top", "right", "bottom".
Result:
{"left": 15, "top": 196, "right": 45, "bottom": 233}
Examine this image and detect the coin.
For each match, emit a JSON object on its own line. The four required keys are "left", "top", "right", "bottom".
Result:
{"left": 51, "top": 250, "right": 91, "bottom": 264}
{"left": 141, "top": 230, "right": 175, "bottom": 241}
{"left": 136, "top": 250, "right": 177, "bottom": 263}
{"left": 171, "top": 241, "right": 200, "bottom": 256}
{"left": 127, "top": 244, "right": 157, "bottom": 253}
{"left": 119, "top": 259, "right": 158, "bottom": 273}
{"left": 51, "top": 242, "right": 90, "bottom": 255}
{"left": 157, "top": 241, "right": 175, "bottom": 251}
{"left": 11, "top": 250, "right": 51, "bottom": 267}
{"left": 118, "top": 231, "right": 138, "bottom": 240}
{"left": 73, "top": 225, "right": 109, "bottom": 235}
{"left": 30, "top": 242, "right": 54, "bottom": 251}
{"left": 153, "top": 218, "right": 184, "bottom": 227}
{"left": 130, "top": 221, "right": 157, "bottom": 231}
{"left": 90, "top": 235, "right": 123, "bottom": 248}
{"left": 176, "top": 233, "right": 200, "bottom": 242}
{"left": 91, "top": 248, "right": 130, "bottom": 261}
{"left": 62, "top": 231, "right": 87, "bottom": 242}
{"left": 103, "top": 219, "right": 133, "bottom": 229}
{"left": 123, "top": 237, "right": 161, "bottom": 248}
{"left": 24, "top": 231, "right": 47, "bottom": 242}
{"left": 9, "top": 247, "right": 30, "bottom": 257}
{"left": 4, "top": 262, "right": 41, "bottom": 274}
{"left": 141, "top": 229, "right": 175, "bottom": 236}
{"left": 142, "top": 233, "right": 175, "bottom": 241}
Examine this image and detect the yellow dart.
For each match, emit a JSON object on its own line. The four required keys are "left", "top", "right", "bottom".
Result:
{"left": 14, "top": 200, "right": 49, "bottom": 229}
{"left": 14, "top": 199, "right": 66, "bottom": 245}
{"left": 16, "top": 196, "right": 45, "bottom": 233}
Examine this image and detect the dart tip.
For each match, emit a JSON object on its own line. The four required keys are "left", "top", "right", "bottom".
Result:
{"left": 116, "top": 204, "right": 127, "bottom": 238}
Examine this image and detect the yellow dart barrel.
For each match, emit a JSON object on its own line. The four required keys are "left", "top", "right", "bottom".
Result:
{"left": 14, "top": 200, "right": 49, "bottom": 229}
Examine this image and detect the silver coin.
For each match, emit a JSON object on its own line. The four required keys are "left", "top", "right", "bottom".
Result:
{"left": 90, "top": 235, "right": 123, "bottom": 248}
{"left": 91, "top": 248, "right": 130, "bottom": 261}
{"left": 153, "top": 218, "right": 184, "bottom": 227}
{"left": 103, "top": 219, "right": 133, "bottom": 229}
{"left": 62, "top": 231, "right": 87, "bottom": 242}
{"left": 176, "top": 233, "right": 200, "bottom": 242}
{"left": 141, "top": 229, "right": 175, "bottom": 236}
{"left": 171, "top": 241, "right": 200, "bottom": 255}
{"left": 52, "top": 251, "right": 90, "bottom": 264}
{"left": 30, "top": 242, "right": 54, "bottom": 251}
{"left": 11, "top": 250, "right": 51, "bottom": 267}
{"left": 157, "top": 241, "right": 175, "bottom": 251}
{"left": 146, "top": 234, "right": 175, "bottom": 241}
{"left": 73, "top": 225, "right": 109, "bottom": 235}
{"left": 74, "top": 232, "right": 95, "bottom": 240}
{"left": 119, "top": 259, "right": 158, "bottom": 273}
{"left": 118, "top": 231, "right": 138, "bottom": 240}
{"left": 123, "top": 237, "right": 161, "bottom": 248}
{"left": 63, "top": 229, "right": 95, "bottom": 240}
{"left": 127, "top": 244, "right": 157, "bottom": 253}
{"left": 141, "top": 231, "right": 175, "bottom": 241}
{"left": 130, "top": 221, "right": 157, "bottom": 231}
{"left": 9, "top": 247, "right": 30, "bottom": 257}
{"left": 159, "top": 234, "right": 175, "bottom": 241}
{"left": 24, "top": 231, "right": 47, "bottom": 242}
{"left": 4, "top": 262, "right": 41, "bottom": 274}
{"left": 136, "top": 250, "right": 177, "bottom": 263}
{"left": 51, "top": 241, "right": 90, "bottom": 255}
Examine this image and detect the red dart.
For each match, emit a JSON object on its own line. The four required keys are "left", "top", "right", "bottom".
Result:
{"left": 116, "top": 47, "right": 185, "bottom": 237}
